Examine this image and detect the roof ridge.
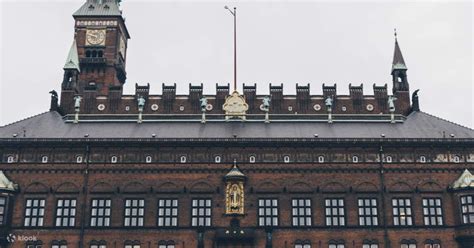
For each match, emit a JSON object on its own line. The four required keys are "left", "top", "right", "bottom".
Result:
{"left": 419, "top": 111, "right": 474, "bottom": 132}
{"left": 0, "top": 111, "right": 51, "bottom": 129}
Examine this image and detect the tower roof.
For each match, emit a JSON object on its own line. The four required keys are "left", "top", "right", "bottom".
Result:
{"left": 63, "top": 40, "right": 80, "bottom": 72}
{"left": 392, "top": 38, "right": 407, "bottom": 73}
{"left": 225, "top": 163, "right": 246, "bottom": 179}
{"left": 73, "top": 0, "right": 122, "bottom": 17}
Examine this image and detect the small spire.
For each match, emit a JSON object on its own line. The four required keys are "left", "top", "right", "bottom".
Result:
{"left": 63, "top": 40, "right": 80, "bottom": 72}
{"left": 391, "top": 29, "right": 407, "bottom": 73}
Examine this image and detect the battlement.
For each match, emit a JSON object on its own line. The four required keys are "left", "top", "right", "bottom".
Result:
{"left": 58, "top": 83, "right": 413, "bottom": 120}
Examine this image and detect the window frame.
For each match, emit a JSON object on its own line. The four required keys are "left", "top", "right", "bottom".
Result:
{"left": 90, "top": 198, "right": 112, "bottom": 227}
{"left": 258, "top": 198, "right": 279, "bottom": 227}
{"left": 392, "top": 198, "right": 413, "bottom": 226}
{"left": 191, "top": 198, "right": 212, "bottom": 227}
{"left": 157, "top": 199, "right": 178, "bottom": 227}
{"left": 291, "top": 198, "right": 312, "bottom": 227}
{"left": 325, "top": 198, "right": 346, "bottom": 227}
{"left": 54, "top": 198, "right": 77, "bottom": 227}
{"left": 123, "top": 198, "right": 145, "bottom": 227}
{"left": 0, "top": 196, "right": 8, "bottom": 226}
{"left": 460, "top": 195, "right": 474, "bottom": 224}
{"left": 358, "top": 198, "right": 378, "bottom": 226}
{"left": 422, "top": 197, "right": 443, "bottom": 226}
{"left": 24, "top": 198, "right": 46, "bottom": 227}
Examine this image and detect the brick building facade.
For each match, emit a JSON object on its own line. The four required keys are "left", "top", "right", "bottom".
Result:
{"left": 0, "top": 1, "right": 473, "bottom": 248}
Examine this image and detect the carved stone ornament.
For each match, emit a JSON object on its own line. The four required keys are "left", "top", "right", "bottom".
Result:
{"left": 225, "top": 181, "right": 244, "bottom": 215}
{"left": 452, "top": 169, "right": 474, "bottom": 189}
{"left": 223, "top": 91, "right": 249, "bottom": 120}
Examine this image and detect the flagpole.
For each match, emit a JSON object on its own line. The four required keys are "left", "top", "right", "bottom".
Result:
{"left": 225, "top": 6, "right": 237, "bottom": 92}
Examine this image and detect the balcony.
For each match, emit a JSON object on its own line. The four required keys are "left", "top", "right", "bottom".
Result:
{"left": 80, "top": 57, "right": 107, "bottom": 65}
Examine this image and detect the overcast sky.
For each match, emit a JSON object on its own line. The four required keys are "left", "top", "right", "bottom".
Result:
{"left": 0, "top": 0, "right": 472, "bottom": 128}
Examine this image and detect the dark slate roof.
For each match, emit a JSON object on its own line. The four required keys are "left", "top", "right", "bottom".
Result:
{"left": 0, "top": 111, "right": 472, "bottom": 140}
{"left": 392, "top": 39, "right": 407, "bottom": 72}
{"left": 73, "top": 0, "right": 122, "bottom": 17}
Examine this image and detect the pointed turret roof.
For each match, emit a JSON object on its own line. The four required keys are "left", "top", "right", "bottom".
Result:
{"left": 73, "top": 0, "right": 122, "bottom": 17}
{"left": 451, "top": 169, "right": 474, "bottom": 189}
{"left": 0, "top": 171, "right": 18, "bottom": 192}
{"left": 225, "top": 161, "right": 246, "bottom": 179}
{"left": 63, "top": 40, "right": 80, "bottom": 72}
{"left": 392, "top": 37, "right": 407, "bottom": 73}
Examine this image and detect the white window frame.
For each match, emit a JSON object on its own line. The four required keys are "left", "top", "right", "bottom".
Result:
{"left": 419, "top": 156, "right": 426, "bottom": 163}
{"left": 180, "top": 156, "right": 187, "bottom": 163}
{"left": 318, "top": 156, "right": 325, "bottom": 163}
{"left": 76, "top": 156, "right": 83, "bottom": 164}
{"left": 111, "top": 156, "right": 118, "bottom": 164}
{"left": 7, "top": 155, "right": 15, "bottom": 163}
{"left": 352, "top": 155, "right": 359, "bottom": 163}
{"left": 41, "top": 156, "right": 48, "bottom": 163}
{"left": 145, "top": 156, "right": 152, "bottom": 163}
{"left": 214, "top": 156, "right": 221, "bottom": 163}
{"left": 284, "top": 155, "right": 290, "bottom": 163}
{"left": 249, "top": 156, "right": 256, "bottom": 163}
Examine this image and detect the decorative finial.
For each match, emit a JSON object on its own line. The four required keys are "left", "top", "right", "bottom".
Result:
{"left": 394, "top": 28, "right": 397, "bottom": 40}
{"left": 233, "top": 159, "right": 237, "bottom": 168}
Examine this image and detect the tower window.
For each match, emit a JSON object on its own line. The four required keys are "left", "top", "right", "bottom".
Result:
{"left": 214, "top": 156, "right": 221, "bottom": 163}
{"left": 92, "top": 50, "right": 97, "bottom": 58}
{"left": 180, "top": 156, "right": 187, "bottom": 163}
{"left": 284, "top": 155, "right": 290, "bottom": 163}
{"left": 249, "top": 155, "right": 256, "bottom": 163}
{"left": 145, "top": 156, "right": 152, "bottom": 163}
{"left": 41, "top": 156, "right": 48, "bottom": 163}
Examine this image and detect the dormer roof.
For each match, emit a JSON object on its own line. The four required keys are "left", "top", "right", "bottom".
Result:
{"left": 451, "top": 169, "right": 474, "bottom": 189}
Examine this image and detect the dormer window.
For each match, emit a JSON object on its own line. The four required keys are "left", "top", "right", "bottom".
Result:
{"left": 180, "top": 156, "right": 187, "bottom": 164}
{"left": 41, "top": 156, "right": 48, "bottom": 163}
{"left": 7, "top": 156, "right": 15, "bottom": 164}
{"left": 318, "top": 156, "right": 325, "bottom": 163}
{"left": 283, "top": 155, "right": 290, "bottom": 163}
{"left": 249, "top": 156, "right": 256, "bottom": 164}
{"left": 111, "top": 156, "right": 118, "bottom": 164}
{"left": 352, "top": 155, "right": 359, "bottom": 163}
{"left": 420, "top": 156, "right": 426, "bottom": 163}
{"left": 214, "top": 156, "right": 221, "bottom": 163}
{"left": 145, "top": 156, "right": 152, "bottom": 163}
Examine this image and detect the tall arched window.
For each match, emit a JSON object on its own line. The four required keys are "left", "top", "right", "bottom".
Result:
{"left": 294, "top": 239, "right": 311, "bottom": 248}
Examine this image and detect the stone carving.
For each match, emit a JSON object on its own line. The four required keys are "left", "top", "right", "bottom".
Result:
{"left": 200, "top": 96, "right": 208, "bottom": 112}
{"left": 137, "top": 95, "right": 146, "bottom": 112}
{"left": 388, "top": 96, "right": 397, "bottom": 113}
{"left": 325, "top": 96, "right": 333, "bottom": 109}
{"left": 223, "top": 91, "right": 249, "bottom": 121}
{"left": 74, "top": 95, "right": 82, "bottom": 111}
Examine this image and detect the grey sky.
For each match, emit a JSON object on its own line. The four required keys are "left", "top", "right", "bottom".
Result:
{"left": 1, "top": 0, "right": 472, "bottom": 127}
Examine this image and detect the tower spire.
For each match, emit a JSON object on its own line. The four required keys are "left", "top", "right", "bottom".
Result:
{"left": 391, "top": 29, "right": 409, "bottom": 94}
{"left": 63, "top": 40, "right": 80, "bottom": 72}
{"left": 391, "top": 29, "right": 407, "bottom": 73}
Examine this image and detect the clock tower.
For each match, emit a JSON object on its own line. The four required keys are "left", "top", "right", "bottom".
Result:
{"left": 61, "top": 0, "right": 130, "bottom": 104}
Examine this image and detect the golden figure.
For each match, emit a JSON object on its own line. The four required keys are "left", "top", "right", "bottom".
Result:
{"left": 225, "top": 182, "right": 244, "bottom": 214}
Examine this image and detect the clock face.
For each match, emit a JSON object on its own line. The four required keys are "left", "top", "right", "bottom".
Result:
{"left": 86, "top": 29, "right": 106, "bottom": 46}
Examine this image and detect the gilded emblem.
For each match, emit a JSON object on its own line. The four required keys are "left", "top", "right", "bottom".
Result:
{"left": 225, "top": 182, "right": 244, "bottom": 215}
{"left": 223, "top": 91, "right": 249, "bottom": 121}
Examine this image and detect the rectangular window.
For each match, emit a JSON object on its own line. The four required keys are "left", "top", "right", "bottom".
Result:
{"left": 460, "top": 195, "right": 474, "bottom": 224}
{"left": 157, "top": 199, "right": 178, "bottom": 227}
{"left": 191, "top": 199, "right": 211, "bottom": 227}
{"left": 51, "top": 242, "right": 67, "bottom": 248}
{"left": 423, "top": 244, "right": 440, "bottom": 248}
{"left": 124, "top": 199, "right": 145, "bottom": 227}
{"left": 0, "top": 196, "right": 7, "bottom": 225}
{"left": 124, "top": 245, "right": 140, "bottom": 248}
{"left": 26, "top": 243, "right": 43, "bottom": 248}
{"left": 400, "top": 245, "right": 416, "bottom": 248}
{"left": 90, "top": 199, "right": 111, "bottom": 227}
{"left": 392, "top": 198, "right": 413, "bottom": 226}
{"left": 55, "top": 199, "right": 76, "bottom": 227}
{"left": 325, "top": 198, "right": 345, "bottom": 226}
{"left": 258, "top": 198, "right": 278, "bottom": 226}
{"left": 358, "top": 198, "right": 378, "bottom": 226}
{"left": 329, "top": 245, "right": 345, "bottom": 248}
{"left": 422, "top": 198, "right": 443, "bottom": 226}
{"left": 90, "top": 245, "right": 106, "bottom": 248}
{"left": 291, "top": 198, "right": 312, "bottom": 226}
{"left": 24, "top": 199, "right": 45, "bottom": 227}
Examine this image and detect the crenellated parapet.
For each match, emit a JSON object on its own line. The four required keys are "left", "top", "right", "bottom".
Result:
{"left": 59, "top": 83, "right": 412, "bottom": 120}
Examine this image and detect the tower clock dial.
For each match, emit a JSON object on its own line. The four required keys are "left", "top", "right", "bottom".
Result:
{"left": 85, "top": 29, "right": 106, "bottom": 46}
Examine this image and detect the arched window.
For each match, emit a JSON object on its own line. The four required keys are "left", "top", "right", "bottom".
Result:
{"left": 294, "top": 239, "right": 311, "bottom": 248}
{"left": 124, "top": 240, "right": 140, "bottom": 248}
{"left": 98, "top": 51, "right": 103, "bottom": 58}
{"left": 400, "top": 239, "right": 417, "bottom": 248}
{"left": 180, "top": 155, "right": 187, "bottom": 163}
{"left": 86, "top": 50, "right": 91, "bottom": 57}
{"left": 158, "top": 240, "right": 175, "bottom": 248}
{"left": 453, "top": 155, "right": 460, "bottom": 163}
{"left": 385, "top": 156, "right": 392, "bottom": 163}
{"left": 111, "top": 156, "right": 118, "bottom": 164}
{"left": 41, "top": 156, "right": 48, "bottom": 163}
{"left": 328, "top": 239, "right": 345, "bottom": 248}
{"left": 90, "top": 240, "right": 107, "bottom": 248}
{"left": 76, "top": 156, "right": 83, "bottom": 164}
{"left": 318, "top": 155, "right": 325, "bottom": 163}
{"left": 26, "top": 240, "right": 43, "bottom": 248}
{"left": 214, "top": 156, "right": 221, "bottom": 163}
{"left": 145, "top": 156, "right": 152, "bottom": 163}
{"left": 424, "top": 239, "right": 441, "bottom": 248}
{"left": 362, "top": 239, "right": 379, "bottom": 248}
{"left": 92, "top": 50, "right": 97, "bottom": 58}
{"left": 284, "top": 155, "right": 290, "bottom": 163}
{"left": 249, "top": 155, "right": 256, "bottom": 163}
{"left": 7, "top": 155, "right": 15, "bottom": 163}
{"left": 352, "top": 155, "right": 359, "bottom": 163}
{"left": 51, "top": 240, "right": 67, "bottom": 248}
{"left": 419, "top": 156, "right": 426, "bottom": 163}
